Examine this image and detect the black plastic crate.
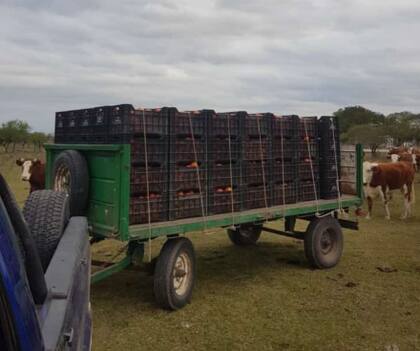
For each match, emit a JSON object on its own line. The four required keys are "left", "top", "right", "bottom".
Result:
{"left": 208, "top": 139, "right": 240, "bottom": 162}
{"left": 299, "top": 117, "right": 318, "bottom": 140}
{"left": 318, "top": 116, "right": 340, "bottom": 139}
{"left": 297, "top": 160, "right": 320, "bottom": 181}
{"left": 244, "top": 113, "right": 272, "bottom": 139}
{"left": 319, "top": 141, "right": 341, "bottom": 159}
{"left": 319, "top": 161, "right": 341, "bottom": 179}
{"left": 272, "top": 115, "right": 299, "bottom": 139}
{"left": 130, "top": 165, "right": 168, "bottom": 195}
{"left": 272, "top": 139, "right": 297, "bottom": 160}
{"left": 298, "top": 141, "right": 319, "bottom": 160}
{"left": 129, "top": 194, "right": 168, "bottom": 224}
{"left": 55, "top": 111, "right": 68, "bottom": 143}
{"left": 131, "top": 137, "right": 169, "bottom": 165}
{"left": 108, "top": 104, "right": 136, "bottom": 142}
{"left": 241, "top": 184, "right": 271, "bottom": 210}
{"left": 209, "top": 162, "right": 240, "bottom": 188}
{"left": 241, "top": 160, "right": 271, "bottom": 186}
{"left": 243, "top": 139, "right": 270, "bottom": 161}
{"left": 208, "top": 190, "right": 241, "bottom": 215}
{"left": 131, "top": 108, "right": 170, "bottom": 137}
{"left": 170, "top": 109, "right": 209, "bottom": 138}
{"left": 272, "top": 161, "right": 296, "bottom": 183}
{"left": 210, "top": 111, "right": 242, "bottom": 139}
{"left": 320, "top": 178, "right": 340, "bottom": 200}
{"left": 170, "top": 165, "right": 207, "bottom": 192}
{"left": 170, "top": 139, "right": 206, "bottom": 163}
{"left": 169, "top": 192, "right": 207, "bottom": 220}
{"left": 298, "top": 180, "right": 320, "bottom": 202}
{"left": 271, "top": 181, "right": 297, "bottom": 205}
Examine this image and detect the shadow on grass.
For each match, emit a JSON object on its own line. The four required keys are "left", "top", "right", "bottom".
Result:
{"left": 92, "top": 239, "right": 309, "bottom": 307}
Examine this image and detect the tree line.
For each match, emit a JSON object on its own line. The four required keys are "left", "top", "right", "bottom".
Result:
{"left": 335, "top": 106, "right": 420, "bottom": 154}
{"left": 0, "top": 120, "right": 52, "bottom": 152}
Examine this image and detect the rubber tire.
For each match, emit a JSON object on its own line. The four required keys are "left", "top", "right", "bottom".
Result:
{"left": 304, "top": 217, "right": 343, "bottom": 269}
{"left": 227, "top": 224, "right": 262, "bottom": 246}
{"left": 52, "top": 150, "right": 89, "bottom": 216}
{"left": 23, "top": 190, "right": 70, "bottom": 271}
{"left": 153, "top": 237, "right": 196, "bottom": 310}
{"left": 0, "top": 174, "right": 47, "bottom": 304}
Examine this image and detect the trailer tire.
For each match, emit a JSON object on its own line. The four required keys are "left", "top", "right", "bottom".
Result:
{"left": 154, "top": 237, "right": 196, "bottom": 310}
{"left": 23, "top": 190, "right": 70, "bottom": 271}
{"left": 227, "top": 224, "right": 262, "bottom": 246}
{"left": 304, "top": 217, "right": 343, "bottom": 269}
{"left": 52, "top": 150, "right": 89, "bottom": 216}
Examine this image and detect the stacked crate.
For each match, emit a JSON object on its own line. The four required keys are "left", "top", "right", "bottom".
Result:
{"left": 208, "top": 112, "right": 242, "bottom": 215}
{"left": 319, "top": 116, "right": 341, "bottom": 199}
{"left": 55, "top": 105, "right": 118, "bottom": 144}
{"left": 298, "top": 117, "right": 320, "bottom": 202}
{"left": 109, "top": 106, "right": 171, "bottom": 225}
{"left": 271, "top": 115, "right": 299, "bottom": 205}
{"left": 168, "top": 109, "right": 208, "bottom": 220}
{"left": 241, "top": 113, "right": 272, "bottom": 210}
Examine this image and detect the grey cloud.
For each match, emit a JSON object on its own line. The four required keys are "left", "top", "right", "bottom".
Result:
{"left": 0, "top": 0, "right": 419, "bottom": 132}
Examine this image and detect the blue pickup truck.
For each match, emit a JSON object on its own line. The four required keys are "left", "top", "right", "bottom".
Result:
{"left": 0, "top": 174, "right": 91, "bottom": 351}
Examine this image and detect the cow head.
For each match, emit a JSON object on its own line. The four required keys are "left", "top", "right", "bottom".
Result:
{"left": 363, "top": 161, "right": 379, "bottom": 186}
{"left": 16, "top": 158, "right": 41, "bottom": 181}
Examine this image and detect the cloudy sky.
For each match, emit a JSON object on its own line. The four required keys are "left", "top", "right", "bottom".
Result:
{"left": 1, "top": 0, "right": 419, "bottom": 132}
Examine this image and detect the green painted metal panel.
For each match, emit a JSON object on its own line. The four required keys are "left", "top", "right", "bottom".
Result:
{"left": 44, "top": 144, "right": 130, "bottom": 240}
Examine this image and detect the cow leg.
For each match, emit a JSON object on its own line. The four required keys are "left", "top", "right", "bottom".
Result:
{"left": 366, "top": 196, "right": 373, "bottom": 220}
{"left": 401, "top": 184, "right": 412, "bottom": 219}
{"left": 379, "top": 187, "right": 390, "bottom": 220}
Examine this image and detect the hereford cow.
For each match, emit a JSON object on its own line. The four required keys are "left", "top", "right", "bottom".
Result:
{"left": 16, "top": 158, "right": 45, "bottom": 193}
{"left": 363, "top": 161, "right": 415, "bottom": 220}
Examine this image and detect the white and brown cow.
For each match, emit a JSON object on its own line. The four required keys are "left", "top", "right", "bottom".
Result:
{"left": 16, "top": 158, "right": 45, "bottom": 193}
{"left": 363, "top": 161, "right": 415, "bottom": 219}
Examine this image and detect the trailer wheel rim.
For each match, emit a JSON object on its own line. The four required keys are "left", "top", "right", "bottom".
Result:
{"left": 320, "top": 229, "right": 335, "bottom": 255}
{"left": 173, "top": 252, "right": 191, "bottom": 296}
{"left": 54, "top": 164, "right": 71, "bottom": 193}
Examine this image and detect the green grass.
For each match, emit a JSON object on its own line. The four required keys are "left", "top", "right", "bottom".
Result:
{"left": 2, "top": 149, "right": 420, "bottom": 351}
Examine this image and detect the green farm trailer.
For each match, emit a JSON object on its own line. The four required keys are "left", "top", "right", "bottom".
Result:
{"left": 45, "top": 143, "right": 364, "bottom": 310}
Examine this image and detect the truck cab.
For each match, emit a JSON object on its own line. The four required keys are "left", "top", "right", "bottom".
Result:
{"left": 0, "top": 174, "right": 91, "bottom": 351}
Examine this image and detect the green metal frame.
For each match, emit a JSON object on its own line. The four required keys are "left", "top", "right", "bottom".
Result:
{"left": 45, "top": 143, "right": 364, "bottom": 243}
{"left": 45, "top": 144, "right": 131, "bottom": 240}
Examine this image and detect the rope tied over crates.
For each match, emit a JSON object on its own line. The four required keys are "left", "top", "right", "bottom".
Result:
{"left": 302, "top": 117, "right": 321, "bottom": 216}
{"left": 280, "top": 116, "right": 287, "bottom": 217}
{"left": 256, "top": 115, "right": 270, "bottom": 218}
{"left": 187, "top": 112, "right": 209, "bottom": 234}
{"left": 226, "top": 114, "right": 236, "bottom": 229}
{"left": 330, "top": 116, "right": 343, "bottom": 214}
{"left": 141, "top": 109, "right": 153, "bottom": 262}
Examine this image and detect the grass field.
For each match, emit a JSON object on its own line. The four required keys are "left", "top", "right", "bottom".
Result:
{"left": 3, "top": 148, "right": 420, "bottom": 351}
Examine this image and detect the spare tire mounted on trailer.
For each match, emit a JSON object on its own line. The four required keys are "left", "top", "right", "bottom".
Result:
{"left": 52, "top": 150, "right": 89, "bottom": 216}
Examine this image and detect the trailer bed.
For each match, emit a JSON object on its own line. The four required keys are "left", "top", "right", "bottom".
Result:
{"left": 129, "top": 195, "right": 361, "bottom": 240}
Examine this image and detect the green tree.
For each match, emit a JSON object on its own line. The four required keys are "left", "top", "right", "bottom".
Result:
{"left": 29, "top": 132, "right": 49, "bottom": 151}
{"left": 0, "top": 120, "right": 31, "bottom": 152}
{"left": 342, "top": 123, "right": 387, "bottom": 154}
{"left": 333, "top": 106, "right": 385, "bottom": 134}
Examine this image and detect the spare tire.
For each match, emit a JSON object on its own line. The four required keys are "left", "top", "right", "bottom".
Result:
{"left": 52, "top": 150, "right": 89, "bottom": 216}
{"left": 23, "top": 190, "right": 70, "bottom": 271}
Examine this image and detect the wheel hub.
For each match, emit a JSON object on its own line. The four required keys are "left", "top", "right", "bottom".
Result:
{"left": 173, "top": 252, "right": 191, "bottom": 296}
{"left": 320, "top": 230, "right": 334, "bottom": 254}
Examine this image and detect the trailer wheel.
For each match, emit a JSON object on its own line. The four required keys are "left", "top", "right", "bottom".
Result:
{"left": 304, "top": 217, "right": 343, "bottom": 269}
{"left": 153, "top": 237, "right": 196, "bottom": 310}
{"left": 227, "top": 224, "right": 262, "bottom": 246}
{"left": 23, "top": 190, "right": 70, "bottom": 271}
{"left": 52, "top": 150, "right": 89, "bottom": 216}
